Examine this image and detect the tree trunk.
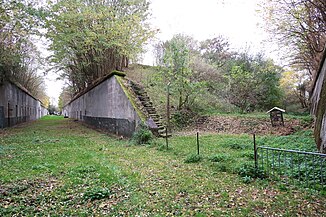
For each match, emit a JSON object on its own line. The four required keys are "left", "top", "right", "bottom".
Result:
{"left": 311, "top": 48, "right": 326, "bottom": 153}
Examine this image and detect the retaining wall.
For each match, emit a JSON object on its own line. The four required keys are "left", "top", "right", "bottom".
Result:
{"left": 0, "top": 81, "right": 47, "bottom": 128}
{"left": 62, "top": 74, "right": 141, "bottom": 137}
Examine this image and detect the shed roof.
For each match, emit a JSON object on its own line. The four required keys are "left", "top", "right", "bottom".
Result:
{"left": 266, "top": 107, "right": 285, "bottom": 113}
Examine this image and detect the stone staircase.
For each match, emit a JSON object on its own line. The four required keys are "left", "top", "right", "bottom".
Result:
{"left": 128, "top": 80, "right": 171, "bottom": 138}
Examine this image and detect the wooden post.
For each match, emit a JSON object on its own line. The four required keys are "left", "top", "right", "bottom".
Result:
{"left": 253, "top": 134, "right": 257, "bottom": 169}
{"left": 165, "top": 127, "right": 168, "bottom": 150}
{"left": 166, "top": 82, "right": 170, "bottom": 134}
{"left": 166, "top": 82, "right": 171, "bottom": 150}
{"left": 197, "top": 132, "right": 199, "bottom": 155}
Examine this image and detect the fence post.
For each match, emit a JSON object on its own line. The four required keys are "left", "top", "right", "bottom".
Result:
{"left": 197, "top": 132, "right": 199, "bottom": 155}
{"left": 165, "top": 128, "right": 169, "bottom": 150}
{"left": 253, "top": 134, "right": 257, "bottom": 169}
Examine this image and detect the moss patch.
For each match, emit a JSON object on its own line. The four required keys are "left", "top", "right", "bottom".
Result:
{"left": 115, "top": 75, "right": 146, "bottom": 122}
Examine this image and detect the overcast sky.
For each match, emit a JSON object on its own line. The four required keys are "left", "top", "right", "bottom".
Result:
{"left": 46, "top": 0, "right": 274, "bottom": 105}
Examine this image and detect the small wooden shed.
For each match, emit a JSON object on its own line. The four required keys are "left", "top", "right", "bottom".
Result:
{"left": 267, "top": 107, "right": 285, "bottom": 127}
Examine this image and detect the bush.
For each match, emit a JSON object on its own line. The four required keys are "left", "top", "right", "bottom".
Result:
{"left": 237, "top": 162, "right": 266, "bottom": 179}
{"left": 299, "top": 116, "right": 313, "bottom": 127}
{"left": 83, "top": 188, "right": 111, "bottom": 201}
{"left": 172, "top": 109, "right": 198, "bottom": 128}
{"left": 214, "top": 162, "right": 228, "bottom": 172}
{"left": 241, "top": 175, "right": 253, "bottom": 184}
{"left": 184, "top": 154, "right": 202, "bottom": 163}
{"left": 132, "top": 123, "right": 153, "bottom": 145}
{"left": 241, "top": 150, "right": 255, "bottom": 160}
{"left": 209, "top": 153, "right": 231, "bottom": 162}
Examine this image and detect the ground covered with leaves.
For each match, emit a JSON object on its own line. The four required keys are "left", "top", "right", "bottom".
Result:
{"left": 179, "top": 114, "right": 311, "bottom": 136}
{"left": 0, "top": 116, "right": 325, "bottom": 216}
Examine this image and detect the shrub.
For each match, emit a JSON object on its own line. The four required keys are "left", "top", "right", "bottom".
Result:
{"left": 242, "top": 175, "right": 253, "bottom": 184}
{"left": 172, "top": 109, "right": 198, "bottom": 128}
{"left": 83, "top": 188, "right": 111, "bottom": 201}
{"left": 184, "top": 154, "right": 202, "bottom": 163}
{"left": 156, "top": 143, "right": 167, "bottom": 151}
{"left": 299, "top": 116, "right": 313, "bottom": 127}
{"left": 209, "top": 153, "right": 230, "bottom": 162}
{"left": 237, "top": 162, "right": 266, "bottom": 179}
{"left": 215, "top": 162, "right": 228, "bottom": 172}
{"left": 241, "top": 150, "right": 255, "bottom": 160}
{"left": 132, "top": 123, "right": 153, "bottom": 145}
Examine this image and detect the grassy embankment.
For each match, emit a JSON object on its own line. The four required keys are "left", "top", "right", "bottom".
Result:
{"left": 0, "top": 115, "right": 325, "bottom": 216}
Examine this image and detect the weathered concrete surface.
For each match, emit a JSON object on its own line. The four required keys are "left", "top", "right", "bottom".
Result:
{"left": 311, "top": 48, "right": 326, "bottom": 153}
{"left": 63, "top": 74, "right": 142, "bottom": 137}
{"left": 0, "top": 80, "right": 47, "bottom": 128}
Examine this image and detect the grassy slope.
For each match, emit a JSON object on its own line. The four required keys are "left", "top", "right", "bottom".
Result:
{"left": 125, "top": 64, "right": 312, "bottom": 124}
{"left": 0, "top": 116, "right": 325, "bottom": 216}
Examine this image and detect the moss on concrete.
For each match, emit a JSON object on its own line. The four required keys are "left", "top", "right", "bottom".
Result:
{"left": 115, "top": 75, "right": 146, "bottom": 122}
{"left": 111, "top": 70, "right": 126, "bottom": 77}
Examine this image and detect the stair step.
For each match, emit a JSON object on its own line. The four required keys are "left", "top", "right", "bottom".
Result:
{"left": 131, "top": 86, "right": 142, "bottom": 91}
{"left": 137, "top": 92, "right": 148, "bottom": 97}
{"left": 139, "top": 96, "right": 150, "bottom": 100}
{"left": 158, "top": 129, "right": 168, "bottom": 134}
{"left": 150, "top": 119, "right": 162, "bottom": 123}
{"left": 143, "top": 102, "right": 153, "bottom": 106}
{"left": 159, "top": 133, "right": 172, "bottom": 138}
{"left": 134, "top": 89, "right": 145, "bottom": 93}
{"left": 130, "top": 81, "right": 166, "bottom": 131}
{"left": 143, "top": 105, "right": 154, "bottom": 109}
{"left": 146, "top": 109, "right": 157, "bottom": 115}
{"left": 138, "top": 92, "right": 148, "bottom": 96}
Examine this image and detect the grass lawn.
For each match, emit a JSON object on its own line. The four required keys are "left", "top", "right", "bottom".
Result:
{"left": 0, "top": 116, "right": 325, "bottom": 216}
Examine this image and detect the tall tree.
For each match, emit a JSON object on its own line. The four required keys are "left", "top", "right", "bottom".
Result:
{"left": 280, "top": 70, "right": 310, "bottom": 110}
{"left": 261, "top": 0, "right": 326, "bottom": 89}
{"left": 0, "top": 0, "right": 48, "bottom": 104}
{"left": 46, "top": 0, "right": 155, "bottom": 93}
{"left": 200, "top": 35, "right": 232, "bottom": 69}
{"left": 227, "top": 52, "right": 284, "bottom": 112}
{"left": 156, "top": 34, "right": 206, "bottom": 110}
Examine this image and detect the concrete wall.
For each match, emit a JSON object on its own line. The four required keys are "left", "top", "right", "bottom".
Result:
{"left": 0, "top": 81, "right": 47, "bottom": 128}
{"left": 311, "top": 51, "right": 326, "bottom": 153}
{"left": 63, "top": 75, "right": 141, "bottom": 137}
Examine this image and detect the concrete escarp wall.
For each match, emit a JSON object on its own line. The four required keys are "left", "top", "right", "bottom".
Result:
{"left": 312, "top": 52, "right": 326, "bottom": 153}
{"left": 63, "top": 75, "right": 141, "bottom": 137}
{"left": 0, "top": 81, "right": 47, "bottom": 128}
